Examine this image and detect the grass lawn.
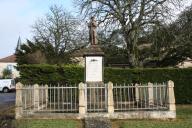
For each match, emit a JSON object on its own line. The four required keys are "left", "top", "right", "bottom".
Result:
{"left": 1, "top": 105, "right": 192, "bottom": 128}
{"left": 13, "top": 119, "right": 83, "bottom": 128}
{"left": 112, "top": 105, "right": 192, "bottom": 128}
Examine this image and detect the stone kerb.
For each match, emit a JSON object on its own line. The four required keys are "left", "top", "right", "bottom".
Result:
{"left": 15, "top": 82, "right": 23, "bottom": 119}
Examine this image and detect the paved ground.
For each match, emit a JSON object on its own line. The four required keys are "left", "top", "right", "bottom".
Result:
{"left": 85, "top": 117, "right": 112, "bottom": 128}
{"left": 0, "top": 92, "right": 15, "bottom": 109}
{"left": 0, "top": 92, "right": 15, "bottom": 128}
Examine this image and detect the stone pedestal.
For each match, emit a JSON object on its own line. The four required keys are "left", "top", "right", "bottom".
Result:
{"left": 84, "top": 45, "right": 105, "bottom": 112}
{"left": 84, "top": 45, "right": 104, "bottom": 83}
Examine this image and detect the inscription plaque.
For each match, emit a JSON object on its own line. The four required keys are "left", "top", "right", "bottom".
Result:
{"left": 86, "top": 56, "right": 103, "bottom": 82}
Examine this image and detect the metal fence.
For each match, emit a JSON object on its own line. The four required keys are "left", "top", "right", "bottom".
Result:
{"left": 21, "top": 84, "right": 79, "bottom": 113}
{"left": 22, "top": 85, "right": 34, "bottom": 111}
{"left": 113, "top": 83, "right": 168, "bottom": 111}
{"left": 16, "top": 81, "right": 175, "bottom": 119}
{"left": 86, "top": 83, "right": 107, "bottom": 112}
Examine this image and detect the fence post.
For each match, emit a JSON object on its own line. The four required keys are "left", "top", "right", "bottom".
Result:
{"left": 79, "top": 82, "right": 86, "bottom": 114}
{"left": 168, "top": 80, "right": 176, "bottom": 111}
{"left": 108, "top": 82, "right": 114, "bottom": 113}
{"left": 15, "top": 82, "right": 23, "bottom": 119}
{"left": 34, "top": 84, "right": 39, "bottom": 111}
{"left": 45, "top": 84, "right": 48, "bottom": 107}
{"left": 148, "top": 82, "right": 154, "bottom": 106}
{"left": 135, "top": 83, "right": 139, "bottom": 102}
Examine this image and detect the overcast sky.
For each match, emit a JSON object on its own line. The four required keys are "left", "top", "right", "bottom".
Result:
{"left": 0, "top": 0, "right": 191, "bottom": 58}
{"left": 0, "top": 0, "right": 76, "bottom": 58}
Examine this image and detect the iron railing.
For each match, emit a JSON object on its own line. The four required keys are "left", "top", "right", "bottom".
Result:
{"left": 22, "top": 85, "right": 34, "bottom": 111}
{"left": 22, "top": 84, "right": 79, "bottom": 113}
{"left": 20, "top": 82, "right": 169, "bottom": 114}
{"left": 113, "top": 83, "right": 168, "bottom": 111}
{"left": 85, "top": 83, "right": 107, "bottom": 112}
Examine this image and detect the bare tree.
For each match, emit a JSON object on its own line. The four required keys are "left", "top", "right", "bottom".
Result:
{"left": 32, "top": 5, "right": 87, "bottom": 55}
{"left": 76, "top": 0, "right": 184, "bottom": 67}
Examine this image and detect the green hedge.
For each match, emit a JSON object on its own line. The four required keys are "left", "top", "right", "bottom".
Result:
{"left": 18, "top": 64, "right": 192, "bottom": 104}
{"left": 18, "top": 64, "right": 84, "bottom": 84}
{"left": 105, "top": 68, "right": 192, "bottom": 104}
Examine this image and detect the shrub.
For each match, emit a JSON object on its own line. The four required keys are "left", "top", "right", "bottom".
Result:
{"left": 18, "top": 65, "right": 192, "bottom": 104}
{"left": 2, "top": 68, "right": 12, "bottom": 79}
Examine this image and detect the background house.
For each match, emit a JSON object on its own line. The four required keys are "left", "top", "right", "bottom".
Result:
{"left": 176, "top": 58, "right": 192, "bottom": 68}
{"left": 70, "top": 48, "right": 86, "bottom": 67}
{"left": 0, "top": 54, "right": 19, "bottom": 78}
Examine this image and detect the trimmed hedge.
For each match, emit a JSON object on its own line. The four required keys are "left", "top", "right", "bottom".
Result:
{"left": 105, "top": 68, "right": 192, "bottom": 104}
{"left": 18, "top": 64, "right": 84, "bottom": 84}
{"left": 18, "top": 64, "right": 192, "bottom": 104}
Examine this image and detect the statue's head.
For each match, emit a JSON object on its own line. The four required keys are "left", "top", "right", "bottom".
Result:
{"left": 91, "top": 16, "right": 95, "bottom": 21}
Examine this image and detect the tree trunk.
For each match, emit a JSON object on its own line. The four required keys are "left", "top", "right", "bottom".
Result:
{"left": 124, "top": 30, "right": 139, "bottom": 68}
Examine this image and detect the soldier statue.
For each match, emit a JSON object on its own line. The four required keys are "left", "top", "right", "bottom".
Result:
{"left": 88, "top": 17, "right": 97, "bottom": 45}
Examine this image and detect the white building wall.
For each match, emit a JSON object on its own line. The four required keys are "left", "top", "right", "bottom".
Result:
{"left": 177, "top": 61, "right": 192, "bottom": 68}
{"left": 71, "top": 57, "right": 85, "bottom": 67}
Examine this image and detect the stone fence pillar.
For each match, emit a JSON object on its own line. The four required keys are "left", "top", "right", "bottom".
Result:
{"left": 45, "top": 84, "right": 49, "bottom": 107}
{"left": 148, "top": 82, "right": 154, "bottom": 106}
{"left": 15, "top": 82, "right": 23, "bottom": 119}
{"left": 135, "top": 83, "right": 139, "bottom": 102}
{"left": 34, "top": 84, "right": 39, "bottom": 111}
{"left": 108, "top": 82, "right": 114, "bottom": 113}
{"left": 79, "top": 82, "right": 86, "bottom": 114}
{"left": 168, "top": 80, "right": 176, "bottom": 111}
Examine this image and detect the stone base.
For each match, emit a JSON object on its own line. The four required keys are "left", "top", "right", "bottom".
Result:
{"left": 83, "top": 45, "right": 104, "bottom": 57}
{"left": 20, "top": 111, "right": 176, "bottom": 120}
